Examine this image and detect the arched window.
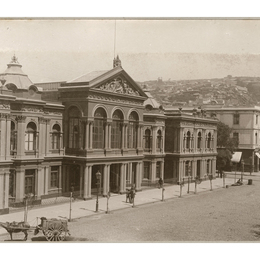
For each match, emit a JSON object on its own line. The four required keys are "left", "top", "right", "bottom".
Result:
{"left": 93, "top": 107, "right": 106, "bottom": 149}
{"left": 111, "top": 110, "right": 123, "bottom": 149}
{"left": 255, "top": 133, "right": 258, "bottom": 145}
{"left": 207, "top": 132, "right": 211, "bottom": 149}
{"left": 52, "top": 124, "right": 61, "bottom": 150}
{"left": 25, "top": 122, "right": 37, "bottom": 151}
{"left": 144, "top": 129, "right": 151, "bottom": 150}
{"left": 128, "top": 112, "right": 138, "bottom": 149}
{"left": 10, "top": 121, "right": 17, "bottom": 153}
{"left": 186, "top": 131, "right": 191, "bottom": 149}
{"left": 68, "top": 107, "right": 81, "bottom": 149}
{"left": 156, "top": 130, "right": 162, "bottom": 150}
{"left": 197, "top": 132, "right": 202, "bottom": 149}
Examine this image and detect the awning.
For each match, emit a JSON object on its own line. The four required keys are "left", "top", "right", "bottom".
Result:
{"left": 231, "top": 152, "right": 242, "bottom": 163}
{"left": 256, "top": 152, "right": 260, "bottom": 159}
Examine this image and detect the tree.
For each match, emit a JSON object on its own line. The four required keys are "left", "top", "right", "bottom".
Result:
{"left": 216, "top": 121, "right": 238, "bottom": 175}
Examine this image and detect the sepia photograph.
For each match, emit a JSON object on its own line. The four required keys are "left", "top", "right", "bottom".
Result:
{"left": 0, "top": 7, "right": 259, "bottom": 257}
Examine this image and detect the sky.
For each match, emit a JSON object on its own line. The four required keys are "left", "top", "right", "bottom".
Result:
{"left": 1, "top": 19, "right": 260, "bottom": 83}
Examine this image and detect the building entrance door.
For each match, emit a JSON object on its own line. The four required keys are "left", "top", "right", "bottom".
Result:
{"left": 110, "top": 164, "right": 120, "bottom": 193}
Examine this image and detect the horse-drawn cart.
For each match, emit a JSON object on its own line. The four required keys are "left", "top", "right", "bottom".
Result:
{"left": 35, "top": 217, "right": 70, "bottom": 241}
{"left": 0, "top": 217, "right": 70, "bottom": 241}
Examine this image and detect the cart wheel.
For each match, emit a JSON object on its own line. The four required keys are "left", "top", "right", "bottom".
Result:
{"left": 44, "top": 223, "right": 67, "bottom": 241}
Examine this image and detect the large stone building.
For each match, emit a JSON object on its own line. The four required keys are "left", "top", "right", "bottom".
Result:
{"left": 0, "top": 55, "right": 217, "bottom": 215}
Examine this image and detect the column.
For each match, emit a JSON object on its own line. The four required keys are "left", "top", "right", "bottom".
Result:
{"left": 212, "top": 159, "right": 216, "bottom": 176}
{"left": 135, "top": 162, "right": 141, "bottom": 190}
{"left": 15, "top": 169, "right": 25, "bottom": 203}
{"left": 140, "top": 125, "right": 144, "bottom": 149}
{"left": 59, "top": 132, "right": 63, "bottom": 154}
{"left": 179, "top": 160, "right": 183, "bottom": 181}
{"left": 89, "top": 123, "right": 93, "bottom": 149}
{"left": 192, "top": 160, "right": 196, "bottom": 178}
{"left": 129, "top": 163, "right": 132, "bottom": 184}
{"left": 139, "top": 162, "right": 143, "bottom": 189}
{"left": 119, "top": 163, "right": 126, "bottom": 194}
{"left": 121, "top": 125, "right": 125, "bottom": 149}
{"left": 37, "top": 168, "right": 44, "bottom": 198}
{"left": 161, "top": 126, "right": 165, "bottom": 153}
{"left": 180, "top": 128, "right": 184, "bottom": 152}
{"left": 6, "top": 116, "right": 11, "bottom": 160}
{"left": 80, "top": 165, "right": 83, "bottom": 198}
{"left": 108, "top": 123, "right": 111, "bottom": 149}
{"left": 151, "top": 160, "right": 156, "bottom": 182}
{"left": 105, "top": 123, "right": 109, "bottom": 149}
{"left": 152, "top": 126, "right": 157, "bottom": 153}
{"left": 0, "top": 114, "right": 7, "bottom": 160}
{"left": 62, "top": 165, "right": 66, "bottom": 193}
{"left": 0, "top": 173, "right": 4, "bottom": 210}
{"left": 125, "top": 124, "right": 128, "bottom": 149}
{"left": 44, "top": 166, "right": 49, "bottom": 194}
{"left": 38, "top": 117, "right": 45, "bottom": 157}
{"left": 4, "top": 172, "right": 9, "bottom": 209}
{"left": 84, "top": 165, "right": 92, "bottom": 199}
{"left": 45, "top": 119, "right": 51, "bottom": 156}
{"left": 160, "top": 160, "right": 165, "bottom": 179}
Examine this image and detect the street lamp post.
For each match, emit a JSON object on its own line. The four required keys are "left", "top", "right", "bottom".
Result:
{"left": 95, "top": 170, "right": 101, "bottom": 212}
{"left": 241, "top": 159, "right": 244, "bottom": 182}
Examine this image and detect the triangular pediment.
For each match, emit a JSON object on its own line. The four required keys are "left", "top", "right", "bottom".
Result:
{"left": 94, "top": 75, "right": 141, "bottom": 97}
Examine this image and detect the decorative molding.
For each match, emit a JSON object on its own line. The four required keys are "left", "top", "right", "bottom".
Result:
{"left": 95, "top": 77, "right": 140, "bottom": 96}
{"left": 88, "top": 94, "right": 142, "bottom": 105}
{"left": 0, "top": 113, "right": 10, "bottom": 119}
{"left": 44, "top": 110, "right": 62, "bottom": 116}
{"left": 0, "top": 102, "right": 10, "bottom": 110}
{"left": 15, "top": 115, "right": 26, "bottom": 122}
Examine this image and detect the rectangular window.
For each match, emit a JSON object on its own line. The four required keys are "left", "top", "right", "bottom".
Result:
{"left": 233, "top": 132, "right": 239, "bottom": 144}
{"left": 50, "top": 166, "right": 59, "bottom": 188}
{"left": 93, "top": 119, "right": 104, "bottom": 149}
{"left": 52, "top": 133, "right": 60, "bottom": 149}
{"left": 111, "top": 121, "right": 121, "bottom": 149}
{"left": 156, "top": 162, "right": 161, "bottom": 178}
{"left": 143, "top": 162, "right": 150, "bottom": 179}
{"left": 256, "top": 115, "right": 258, "bottom": 125}
{"left": 25, "top": 170, "right": 35, "bottom": 195}
{"left": 233, "top": 113, "right": 240, "bottom": 125}
{"left": 25, "top": 132, "right": 35, "bottom": 150}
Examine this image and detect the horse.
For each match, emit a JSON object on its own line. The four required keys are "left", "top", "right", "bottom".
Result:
{"left": 0, "top": 221, "right": 30, "bottom": 241}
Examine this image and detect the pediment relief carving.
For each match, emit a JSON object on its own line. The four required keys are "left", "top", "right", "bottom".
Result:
{"left": 94, "top": 76, "right": 140, "bottom": 96}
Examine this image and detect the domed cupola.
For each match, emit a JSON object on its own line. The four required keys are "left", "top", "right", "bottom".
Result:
{"left": 0, "top": 55, "right": 34, "bottom": 91}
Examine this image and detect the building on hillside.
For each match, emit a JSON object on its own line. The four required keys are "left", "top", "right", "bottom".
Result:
{"left": 204, "top": 105, "right": 260, "bottom": 172}
{"left": 163, "top": 107, "right": 218, "bottom": 183}
{"left": 0, "top": 55, "right": 64, "bottom": 214}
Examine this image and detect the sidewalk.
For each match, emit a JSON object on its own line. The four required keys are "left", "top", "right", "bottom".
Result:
{"left": 0, "top": 177, "right": 240, "bottom": 235}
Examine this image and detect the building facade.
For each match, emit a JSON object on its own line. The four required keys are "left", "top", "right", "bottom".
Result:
{"left": 164, "top": 108, "right": 218, "bottom": 183}
{"left": 0, "top": 56, "right": 218, "bottom": 215}
{"left": 204, "top": 105, "right": 260, "bottom": 171}
{"left": 0, "top": 55, "right": 64, "bottom": 214}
